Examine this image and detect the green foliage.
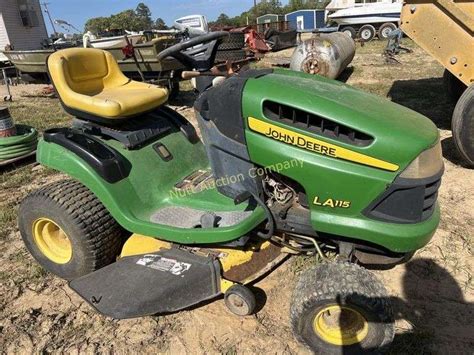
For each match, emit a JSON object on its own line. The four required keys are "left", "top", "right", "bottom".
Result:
{"left": 109, "top": 9, "right": 143, "bottom": 32}
{"left": 84, "top": 3, "right": 163, "bottom": 33}
{"left": 84, "top": 16, "right": 111, "bottom": 34}
{"left": 135, "top": 2, "right": 153, "bottom": 29}
{"left": 154, "top": 18, "right": 168, "bottom": 30}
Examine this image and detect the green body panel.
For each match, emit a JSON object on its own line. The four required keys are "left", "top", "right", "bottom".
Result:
{"left": 242, "top": 69, "right": 440, "bottom": 253}
{"left": 37, "top": 68, "right": 441, "bottom": 253}
{"left": 37, "top": 124, "right": 265, "bottom": 244}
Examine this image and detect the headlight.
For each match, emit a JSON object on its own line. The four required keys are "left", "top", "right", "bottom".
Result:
{"left": 399, "top": 139, "right": 444, "bottom": 179}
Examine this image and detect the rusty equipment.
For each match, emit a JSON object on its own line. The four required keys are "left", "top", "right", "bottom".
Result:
{"left": 289, "top": 32, "right": 356, "bottom": 79}
{"left": 401, "top": 0, "right": 474, "bottom": 166}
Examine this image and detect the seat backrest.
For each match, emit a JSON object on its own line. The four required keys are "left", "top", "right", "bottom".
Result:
{"left": 48, "top": 48, "right": 129, "bottom": 99}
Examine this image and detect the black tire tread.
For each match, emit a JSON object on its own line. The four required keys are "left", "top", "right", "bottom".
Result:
{"left": 20, "top": 179, "right": 123, "bottom": 272}
{"left": 452, "top": 84, "right": 474, "bottom": 166}
{"left": 290, "top": 261, "right": 394, "bottom": 352}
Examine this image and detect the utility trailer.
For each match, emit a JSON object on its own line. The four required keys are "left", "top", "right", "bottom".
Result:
{"left": 400, "top": 0, "right": 474, "bottom": 165}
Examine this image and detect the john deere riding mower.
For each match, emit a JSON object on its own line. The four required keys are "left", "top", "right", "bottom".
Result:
{"left": 18, "top": 32, "right": 443, "bottom": 353}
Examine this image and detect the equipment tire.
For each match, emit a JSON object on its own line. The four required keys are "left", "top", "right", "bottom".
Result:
{"left": 452, "top": 84, "right": 474, "bottom": 166}
{"left": 224, "top": 284, "right": 256, "bottom": 316}
{"left": 358, "top": 25, "right": 376, "bottom": 42}
{"left": 18, "top": 179, "right": 124, "bottom": 280}
{"left": 290, "top": 261, "right": 394, "bottom": 354}
{"left": 378, "top": 22, "right": 397, "bottom": 39}
{"left": 340, "top": 26, "right": 357, "bottom": 39}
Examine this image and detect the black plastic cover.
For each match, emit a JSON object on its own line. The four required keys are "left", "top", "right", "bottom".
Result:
{"left": 44, "top": 128, "right": 131, "bottom": 183}
{"left": 194, "top": 69, "right": 273, "bottom": 145}
{"left": 69, "top": 248, "right": 221, "bottom": 319}
{"left": 364, "top": 171, "right": 443, "bottom": 224}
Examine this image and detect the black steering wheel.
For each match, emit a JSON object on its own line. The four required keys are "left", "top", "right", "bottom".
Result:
{"left": 157, "top": 31, "right": 229, "bottom": 72}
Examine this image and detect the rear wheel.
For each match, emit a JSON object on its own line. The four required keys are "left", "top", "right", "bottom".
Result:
{"left": 452, "top": 84, "right": 474, "bottom": 166}
{"left": 290, "top": 262, "right": 394, "bottom": 354}
{"left": 18, "top": 180, "right": 125, "bottom": 280}
{"left": 340, "top": 26, "right": 357, "bottom": 39}
{"left": 378, "top": 22, "right": 397, "bottom": 40}
{"left": 358, "top": 25, "right": 376, "bottom": 42}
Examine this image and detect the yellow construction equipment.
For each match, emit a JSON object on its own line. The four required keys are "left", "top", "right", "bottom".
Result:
{"left": 401, "top": 0, "right": 474, "bottom": 166}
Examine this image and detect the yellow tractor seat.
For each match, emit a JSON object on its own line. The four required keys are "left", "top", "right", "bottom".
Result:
{"left": 47, "top": 48, "right": 169, "bottom": 122}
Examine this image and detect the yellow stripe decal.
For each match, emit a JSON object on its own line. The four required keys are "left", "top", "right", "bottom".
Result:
{"left": 248, "top": 117, "right": 399, "bottom": 172}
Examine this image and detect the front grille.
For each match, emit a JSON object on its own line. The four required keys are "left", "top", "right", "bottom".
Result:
{"left": 365, "top": 174, "right": 442, "bottom": 224}
{"left": 263, "top": 100, "right": 374, "bottom": 147}
{"left": 422, "top": 179, "right": 441, "bottom": 220}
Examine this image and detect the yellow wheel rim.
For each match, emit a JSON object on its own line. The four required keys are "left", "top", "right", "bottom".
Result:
{"left": 32, "top": 218, "right": 72, "bottom": 264}
{"left": 313, "top": 305, "right": 369, "bottom": 346}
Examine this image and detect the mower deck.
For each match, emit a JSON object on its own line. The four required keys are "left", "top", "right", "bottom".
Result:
{"left": 70, "top": 235, "right": 285, "bottom": 319}
{"left": 70, "top": 248, "right": 222, "bottom": 319}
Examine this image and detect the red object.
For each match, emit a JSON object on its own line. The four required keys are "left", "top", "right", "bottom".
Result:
{"left": 245, "top": 29, "right": 270, "bottom": 53}
{"left": 122, "top": 44, "right": 135, "bottom": 59}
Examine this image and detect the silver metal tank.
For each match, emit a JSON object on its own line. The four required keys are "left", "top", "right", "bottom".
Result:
{"left": 290, "top": 32, "right": 356, "bottom": 79}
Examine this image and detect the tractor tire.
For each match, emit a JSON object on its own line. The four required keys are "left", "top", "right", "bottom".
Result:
{"left": 215, "top": 49, "right": 247, "bottom": 63}
{"left": 452, "top": 84, "right": 474, "bottom": 167}
{"left": 18, "top": 179, "right": 125, "bottom": 280}
{"left": 290, "top": 261, "right": 394, "bottom": 354}
{"left": 218, "top": 32, "right": 245, "bottom": 50}
{"left": 378, "top": 22, "right": 397, "bottom": 40}
{"left": 358, "top": 25, "right": 376, "bottom": 42}
{"left": 444, "top": 69, "right": 467, "bottom": 103}
{"left": 340, "top": 26, "right": 357, "bottom": 39}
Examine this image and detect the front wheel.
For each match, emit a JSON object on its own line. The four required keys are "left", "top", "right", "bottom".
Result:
{"left": 290, "top": 262, "right": 394, "bottom": 354}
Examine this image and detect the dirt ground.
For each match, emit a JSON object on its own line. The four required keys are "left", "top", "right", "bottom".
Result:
{"left": 0, "top": 39, "right": 472, "bottom": 354}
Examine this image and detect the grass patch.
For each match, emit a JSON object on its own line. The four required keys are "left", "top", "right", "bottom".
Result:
{"left": 0, "top": 201, "right": 18, "bottom": 239}
{"left": 5, "top": 98, "right": 70, "bottom": 131}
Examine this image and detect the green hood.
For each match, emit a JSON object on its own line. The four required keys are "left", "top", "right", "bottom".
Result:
{"left": 242, "top": 68, "right": 439, "bottom": 171}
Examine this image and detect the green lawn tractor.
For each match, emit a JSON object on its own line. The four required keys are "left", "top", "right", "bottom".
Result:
{"left": 18, "top": 32, "right": 444, "bottom": 353}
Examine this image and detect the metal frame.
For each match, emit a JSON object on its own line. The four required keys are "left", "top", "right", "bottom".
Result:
{"left": 400, "top": 0, "right": 473, "bottom": 86}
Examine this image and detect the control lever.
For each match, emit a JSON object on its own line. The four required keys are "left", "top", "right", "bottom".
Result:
{"left": 181, "top": 59, "right": 242, "bottom": 80}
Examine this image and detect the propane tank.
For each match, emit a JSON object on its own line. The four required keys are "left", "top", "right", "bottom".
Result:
{"left": 290, "top": 32, "right": 356, "bottom": 79}
{"left": 0, "top": 107, "right": 16, "bottom": 138}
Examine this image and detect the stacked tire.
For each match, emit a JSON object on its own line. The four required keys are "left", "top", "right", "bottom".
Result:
{"left": 216, "top": 32, "right": 247, "bottom": 63}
